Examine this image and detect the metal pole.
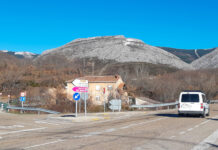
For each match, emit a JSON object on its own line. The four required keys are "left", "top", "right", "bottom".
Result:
{"left": 84, "top": 92, "right": 86, "bottom": 117}
{"left": 79, "top": 83, "right": 81, "bottom": 113}
{"left": 104, "top": 95, "right": 106, "bottom": 113}
{"left": 75, "top": 101, "right": 77, "bottom": 117}
{"left": 22, "top": 101, "right": 23, "bottom": 108}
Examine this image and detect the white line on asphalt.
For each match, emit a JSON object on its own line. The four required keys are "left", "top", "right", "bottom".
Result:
{"left": 179, "top": 131, "right": 185, "bottom": 135}
{"left": 194, "top": 125, "right": 199, "bottom": 128}
{"left": 0, "top": 136, "right": 2, "bottom": 139}
{"left": 0, "top": 127, "right": 46, "bottom": 135}
{"left": 0, "top": 125, "right": 24, "bottom": 129}
{"left": 187, "top": 128, "right": 193, "bottom": 131}
{"left": 169, "top": 136, "right": 176, "bottom": 139}
{"left": 191, "top": 129, "right": 218, "bottom": 150}
{"left": 200, "top": 120, "right": 210, "bottom": 125}
{"left": 105, "top": 128, "right": 116, "bottom": 133}
{"left": 88, "top": 132, "right": 101, "bottom": 135}
{"left": 119, "top": 117, "right": 166, "bottom": 130}
{"left": 35, "top": 121, "right": 59, "bottom": 125}
{"left": 23, "top": 139, "right": 64, "bottom": 149}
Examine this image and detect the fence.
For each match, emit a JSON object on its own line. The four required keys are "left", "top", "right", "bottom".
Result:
{"left": 6, "top": 106, "right": 60, "bottom": 114}
{"left": 0, "top": 102, "right": 8, "bottom": 111}
{"left": 210, "top": 100, "right": 218, "bottom": 104}
{"left": 130, "top": 102, "right": 179, "bottom": 110}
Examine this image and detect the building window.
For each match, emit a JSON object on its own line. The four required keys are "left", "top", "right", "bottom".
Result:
{"left": 96, "top": 85, "right": 100, "bottom": 91}
{"left": 96, "top": 96, "right": 100, "bottom": 101}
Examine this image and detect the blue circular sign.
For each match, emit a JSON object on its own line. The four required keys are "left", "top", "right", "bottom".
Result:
{"left": 20, "top": 97, "right": 26, "bottom": 102}
{"left": 73, "top": 93, "right": 80, "bottom": 101}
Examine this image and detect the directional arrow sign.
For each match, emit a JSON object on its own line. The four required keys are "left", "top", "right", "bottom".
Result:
{"left": 73, "top": 93, "right": 80, "bottom": 101}
{"left": 20, "top": 97, "right": 26, "bottom": 102}
{"left": 73, "top": 87, "right": 88, "bottom": 92}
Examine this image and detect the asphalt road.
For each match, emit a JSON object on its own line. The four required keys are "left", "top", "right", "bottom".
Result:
{"left": 0, "top": 104, "right": 218, "bottom": 150}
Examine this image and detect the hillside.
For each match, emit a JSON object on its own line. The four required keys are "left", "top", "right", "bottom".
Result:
{"left": 37, "top": 36, "right": 192, "bottom": 69}
{"left": 191, "top": 48, "right": 218, "bottom": 69}
{"left": 159, "top": 47, "right": 216, "bottom": 63}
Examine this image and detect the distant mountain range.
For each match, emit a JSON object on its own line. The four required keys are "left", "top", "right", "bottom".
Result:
{"left": 0, "top": 35, "right": 217, "bottom": 69}
{"left": 0, "top": 50, "right": 38, "bottom": 59}
{"left": 159, "top": 47, "right": 216, "bottom": 63}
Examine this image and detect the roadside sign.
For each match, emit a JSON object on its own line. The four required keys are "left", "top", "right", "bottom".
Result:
{"left": 8, "top": 95, "right": 10, "bottom": 98}
{"left": 72, "top": 87, "right": 88, "bottom": 92}
{"left": 72, "top": 79, "right": 88, "bottom": 87}
{"left": 20, "top": 97, "right": 26, "bottom": 102}
{"left": 73, "top": 93, "right": 80, "bottom": 101}
{"left": 72, "top": 78, "right": 89, "bottom": 117}
{"left": 109, "top": 99, "right": 122, "bottom": 111}
{"left": 0, "top": 93, "right": 2, "bottom": 96}
{"left": 20, "top": 92, "right": 26, "bottom": 97}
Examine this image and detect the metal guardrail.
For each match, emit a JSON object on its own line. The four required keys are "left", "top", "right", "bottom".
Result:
{"left": 6, "top": 106, "right": 60, "bottom": 114}
{"left": 0, "top": 102, "right": 8, "bottom": 110}
{"left": 131, "top": 102, "right": 179, "bottom": 109}
{"left": 210, "top": 100, "right": 218, "bottom": 104}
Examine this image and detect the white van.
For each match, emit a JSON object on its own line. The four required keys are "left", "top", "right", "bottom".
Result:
{"left": 178, "top": 91, "right": 210, "bottom": 117}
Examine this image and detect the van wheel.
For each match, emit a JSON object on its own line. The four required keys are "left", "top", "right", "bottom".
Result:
{"left": 201, "top": 111, "right": 206, "bottom": 118}
{"left": 206, "top": 109, "right": 210, "bottom": 116}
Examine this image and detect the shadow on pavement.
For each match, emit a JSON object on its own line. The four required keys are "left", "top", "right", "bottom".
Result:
{"left": 207, "top": 143, "right": 218, "bottom": 147}
{"left": 207, "top": 118, "right": 218, "bottom": 121}
{"left": 155, "top": 113, "right": 201, "bottom": 118}
{"left": 61, "top": 115, "right": 76, "bottom": 117}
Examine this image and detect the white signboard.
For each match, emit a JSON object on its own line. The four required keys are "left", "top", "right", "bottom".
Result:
{"left": 20, "top": 92, "right": 26, "bottom": 97}
{"left": 72, "top": 79, "right": 88, "bottom": 87}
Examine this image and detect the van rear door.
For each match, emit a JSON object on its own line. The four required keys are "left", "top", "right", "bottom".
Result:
{"left": 180, "top": 94, "right": 201, "bottom": 111}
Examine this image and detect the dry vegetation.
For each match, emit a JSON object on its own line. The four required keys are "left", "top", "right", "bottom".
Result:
{"left": 0, "top": 53, "right": 217, "bottom": 112}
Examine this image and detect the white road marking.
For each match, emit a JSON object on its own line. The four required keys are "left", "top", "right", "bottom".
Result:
{"left": 179, "top": 131, "right": 185, "bottom": 135}
{"left": 0, "top": 136, "right": 2, "bottom": 139}
{"left": 0, "top": 127, "right": 46, "bottom": 135}
{"left": 119, "top": 117, "right": 166, "bottom": 130}
{"left": 187, "top": 128, "right": 193, "bottom": 131}
{"left": 194, "top": 125, "right": 199, "bottom": 128}
{"left": 105, "top": 128, "right": 116, "bottom": 133}
{"left": 35, "top": 121, "right": 59, "bottom": 125}
{"left": 23, "top": 139, "right": 64, "bottom": 149}
{"left": 0, "top": 125, "right": 24, "bottom": 129}
{"left": 169, "top": 136, "right": 176, "bottom": 139}
{"left": 88, "top": 131, "right": 101, "bottom": 135}
{"left": 200, "top": 120, "right": 210, "bottom": 125}
{"left": 191, "top": 129, "right": 218, "bottom": 150}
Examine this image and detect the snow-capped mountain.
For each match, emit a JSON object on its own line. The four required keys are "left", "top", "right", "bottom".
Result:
{"left": 38, "top": 35, "right": 192, "bottom": 69}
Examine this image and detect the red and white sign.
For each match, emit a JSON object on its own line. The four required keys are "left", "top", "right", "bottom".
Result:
{"left": 20, "top": 92, "right": 26, "bottom": 97}
{"left": 72, "top": 87, "right": 88, "bottom": 92}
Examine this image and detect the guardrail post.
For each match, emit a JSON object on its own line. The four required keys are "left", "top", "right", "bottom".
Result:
{"left": 1, "top": 104, "right": 3, "bottom": 111}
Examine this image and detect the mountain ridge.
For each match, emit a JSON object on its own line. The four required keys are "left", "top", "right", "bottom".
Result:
{"left": 38, "top": 35, "right": 192, "bottom": 69}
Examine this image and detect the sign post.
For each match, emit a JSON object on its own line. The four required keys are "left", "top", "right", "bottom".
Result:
{"left": 72, "top": 79, "right": 88, "bottom": 117}
{"left": 103, "top": 88, "right": 106, "bottom": 113}
{"left": 73, "top": 92, "right": 80, "bottom": 117}
{"left": 20, "top": 92, "right": 26, "bottom": 108}
{"left": 8, "top": 95, "right": 10, "bottom": 106}
{"left": 0, "top": 93, "right": 2, "bottom": 103}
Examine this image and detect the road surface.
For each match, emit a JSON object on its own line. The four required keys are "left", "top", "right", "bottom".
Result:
{"left": 0, "top": 104, "right": 218, "bottom": 150}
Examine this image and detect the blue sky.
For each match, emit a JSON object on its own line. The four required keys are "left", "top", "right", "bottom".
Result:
{"left": 0, "top": 0, "right": 217, "bottom": 54}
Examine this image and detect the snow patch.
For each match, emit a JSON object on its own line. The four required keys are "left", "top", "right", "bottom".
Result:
{"left": 1, "top": 50, "right": 8, "bottom": 53}
{"left": 15, "top": 52, "right": 36, "bottom": 58}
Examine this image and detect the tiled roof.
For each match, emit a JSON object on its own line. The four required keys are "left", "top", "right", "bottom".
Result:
{"left": 66, "top": 75, "right": 121, "bottom": 83}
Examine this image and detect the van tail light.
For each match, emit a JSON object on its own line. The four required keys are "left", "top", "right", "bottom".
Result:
{"left": 201, "top": 103, "right": 204, "bottom": 109}
{"left": 178, "top": 103, "right": 180, "bottom": 109}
